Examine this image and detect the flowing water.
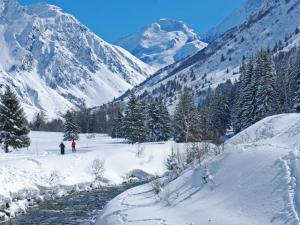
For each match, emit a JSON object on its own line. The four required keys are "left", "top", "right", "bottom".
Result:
{"left": 4, "top": 183, "right": 140, "bottom": 225}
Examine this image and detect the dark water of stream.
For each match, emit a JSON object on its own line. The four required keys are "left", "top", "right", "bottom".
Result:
{"left": 4, "top": 183, "right": 139, "bottom": 225}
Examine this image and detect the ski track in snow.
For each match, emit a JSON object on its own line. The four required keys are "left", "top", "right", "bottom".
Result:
{"left": 112, "top": 191, "right": 173, "bottom": 225}
{"left": 278, "top": 152, "right": 300, "bottom": 224}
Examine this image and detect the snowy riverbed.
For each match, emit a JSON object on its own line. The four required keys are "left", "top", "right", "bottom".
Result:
{"left": 0, "top": 132, "right": 173, "bottom": 221}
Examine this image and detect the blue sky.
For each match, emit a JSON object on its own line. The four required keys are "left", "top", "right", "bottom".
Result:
{"left": 19, "top": 0, "right": 245, "bottom": 43}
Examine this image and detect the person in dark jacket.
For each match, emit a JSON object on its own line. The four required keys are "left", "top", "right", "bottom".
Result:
{"left": 59, "top": 142, "right": 65, "bottom": 155}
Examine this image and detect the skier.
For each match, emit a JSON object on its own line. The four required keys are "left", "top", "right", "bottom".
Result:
{"left": 71, "top": 139, "right": 76, "bottom": 153}
{"left": 59, "top": 142, "right": 65, "bottom": 155}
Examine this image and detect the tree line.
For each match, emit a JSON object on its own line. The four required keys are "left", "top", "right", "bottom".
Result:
{"left": 108, "top": 49, "right": 300, "bottom": 144}
{"left": 4, "top": 46, "right": 299, "bottom": 152}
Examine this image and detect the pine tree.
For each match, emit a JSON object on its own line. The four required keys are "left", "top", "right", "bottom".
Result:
{"left": 232, "top": 63, "right": 246, "bottom": 133}
{"left": 123, "top": 93, "right": 147, "bottom": 143}
{"left": 111, "top": 110, "right": 124, "bottom": 138}
{"left": 173, "top": 87, "right": 201, "bottom": 142}
{"left": 0, "top": 86, "right": 30, "bottom": 153}
{"left": 30, "top": 112, "right": 46, "bottom": 131}
{"left": 292, "top": 49, "right": 300, "bottom": 112}
{"left": 241, "top": 58, "right": 256, "bottom": 129}
{"left": 146, "top": 101, "right": 160, "bottom": 142}
{"left": 146, "top": 97, "right": 172, "bottom": 142}
{"left": 156, "top": 97, "right": 172, "bottom": 141}
{"left": 63, "top": 110, "right": 80, "bottom": 141}
{"left": 255, "top": 51, "right": 279, "bottom": 121}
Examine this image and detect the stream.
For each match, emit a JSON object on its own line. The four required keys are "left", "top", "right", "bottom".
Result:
{"left": 4, "top": 183, "right": 141, "bottom": 225}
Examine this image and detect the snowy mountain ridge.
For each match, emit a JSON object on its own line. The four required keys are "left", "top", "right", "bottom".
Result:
{"left": 117, "top": 18, "right": 207, "bottom": 70}
{"left": 0, "top": 0, "right": 154, "bottom": 120}
{"left": 122, "top": 0, "right": 300, "bottom": 108}
{"left": 202, "top": 0, "right": 265, "bottom": 42}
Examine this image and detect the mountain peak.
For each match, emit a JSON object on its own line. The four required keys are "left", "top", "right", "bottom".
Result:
{"left": 0, "top": 0, "right": 154, "bottom": 120}
{"left": 117, "top": 18, "right": 207, "bottom": 69}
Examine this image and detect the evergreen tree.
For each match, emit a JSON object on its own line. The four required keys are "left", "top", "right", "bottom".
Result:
{"left": 63, "top": 110, "right": 80, "bottom": 141}
{"left": 209, "top": 80, "right": 234, "bottom": 138}
{"left": 156, "top": 97, "right": 172, "bottom": 141}
{"left": 173, "top": 87, "right": 201, "bottom": 142}
{"left": 292, "top": 49, "right": 300, "bottom": 112}
{"left": 146, "top": 101, "right": 160, "bottom": 141}
{"left": 241, "top": 58, "right": 256, "bottom": 129}
{"left": 255, "top": 51, "right": 279, "bottom": 121}
{"left": 30, "top": 112, "right": 46, "bottom": 131}
{"left": 123, "top": 93, "right": 147, "bottom": 143}
{"left": 0, "top": 86, "right": 30, "bottom": 153}
{"left": 111, "top": 110, "right": 124, "bottom": 138}
{"left": 146, "top": 97, "right": 172, "bottom": 142}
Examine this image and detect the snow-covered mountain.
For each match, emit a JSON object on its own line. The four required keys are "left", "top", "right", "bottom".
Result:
{"left": 116, "top": 18, "right": 207, "bottom": 70}
{"left": 0, "top": 0, "right": 154, "bottom": 120}
{"left": 121, "top": 0, "right": 300, "bottom": 108}
{"left": 202, "top": 0, "right": 265, "bottom": 42}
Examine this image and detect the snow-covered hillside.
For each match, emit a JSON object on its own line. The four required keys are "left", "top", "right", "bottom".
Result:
{"left": 0, "top": 132, "right": 173, "bottom": 220}
{"left": 117, "top": 18, "right": 207, "bottom": 70}
{"left": 202, "top": 0, "right": 264, "bottom": 42}
{"left": 125, "top": 0, "right": 300, "bottom": 108}
{"left": 0, "top": 0, "right": 154, "bottom": 120}
{"left": 94, "top": 113, "right": 300, "bottom": 225}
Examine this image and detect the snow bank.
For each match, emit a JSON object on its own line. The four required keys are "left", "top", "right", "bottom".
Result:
{"left": 94, "top": 113, "right": 300, "bottom": 225}
{"left": 0, "top": 132, "right": 173, "bottom": 221}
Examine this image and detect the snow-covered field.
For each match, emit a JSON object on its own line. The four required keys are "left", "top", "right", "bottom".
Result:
{"left": 0, "top": 132, "right": 173, "bottom": 220}
{"left": 94, "top": 113, "right": 300, "bottom": 225}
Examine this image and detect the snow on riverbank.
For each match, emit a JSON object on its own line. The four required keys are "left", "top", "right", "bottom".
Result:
{"left": 94, "top": 113, "right": 300, "bottom": 225}
{"left": 0, "top": 132, "right": 173, "bottom": 220}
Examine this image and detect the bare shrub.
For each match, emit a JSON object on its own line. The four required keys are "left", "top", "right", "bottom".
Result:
{"left": 151, "top": 179, "right": 163, "bottom": 195}
{"left": 185, "top": 141, "right": 212, "bottom": 166}
{"left": 135, "top": 143, "right": 145, "bottom": 157}
{"left": 89, "top": 158, "right": 105, "bottom": 182}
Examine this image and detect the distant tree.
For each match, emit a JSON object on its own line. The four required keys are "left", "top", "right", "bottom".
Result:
{"left": 111, "top": 110, "right": 124, "bottom": 138}
{"left": 292, "top": 50, "right": 300, "bottom": 112}
{"left": 146, "top": 97, "right": 172, "bottom": 142}
{"left": 173, "top": 87, "right": 201, "bottom": 142}
{"left": 220, "top": 54, "right": 226, "bottom": 62}
{"left": 63, "top": 110, "right": 80, "bottom": 141}
{"left": 0, "top": 86, "right": 30, "bottom": 153}
{"left": 123, "top": 93, "right": 147, "bottom": 143}
{"left": 30, "top": 112, "right": 46, "bottom": 131}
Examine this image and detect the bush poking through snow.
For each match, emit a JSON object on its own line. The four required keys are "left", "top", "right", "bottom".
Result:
{"left": 151, "top": 179, "right": 163, "bottom": 195}
{"left": 89, "top": 158, "right": 105, "bottom": 182}
{"left": 165, "top": 144, "right": 186, "bottom": 176}
{"left": 48, "top": 170, "right": 62, "bottom": 187}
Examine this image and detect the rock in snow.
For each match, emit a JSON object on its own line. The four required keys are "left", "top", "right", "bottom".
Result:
{"left": 0, "top": 0, "right": 154, "bottom": 120}
{"left": 117, "top": 18, "right": 207, "bottom": 70}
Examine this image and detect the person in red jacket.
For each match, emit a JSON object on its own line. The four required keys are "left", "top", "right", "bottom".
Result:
{"left": 71, "top": 139, "right": 76, "bottom": 153}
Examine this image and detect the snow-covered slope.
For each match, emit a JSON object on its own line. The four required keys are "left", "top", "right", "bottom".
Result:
{"left": 0, "top": 0, "right": 154, "bottom": 120}
{"left": 124, "top": 0, "right": 300, "bottom": 108}
{"left": 203, "top": 0, "right": 265, "bottom": 42}
{"left": 95, "top": 113, "right": 300, "bottom": 225}
{"left": 116, "top": 18, "right": 207, "bottom": 70}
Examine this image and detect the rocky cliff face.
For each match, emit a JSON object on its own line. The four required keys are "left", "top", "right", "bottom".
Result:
{"left": 0, "top": 0, "right": 154, "bottom": 119}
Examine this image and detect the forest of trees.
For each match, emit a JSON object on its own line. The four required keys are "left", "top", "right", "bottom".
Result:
{"left": 28, "top": 47, "right": 300, "bottom": 145}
